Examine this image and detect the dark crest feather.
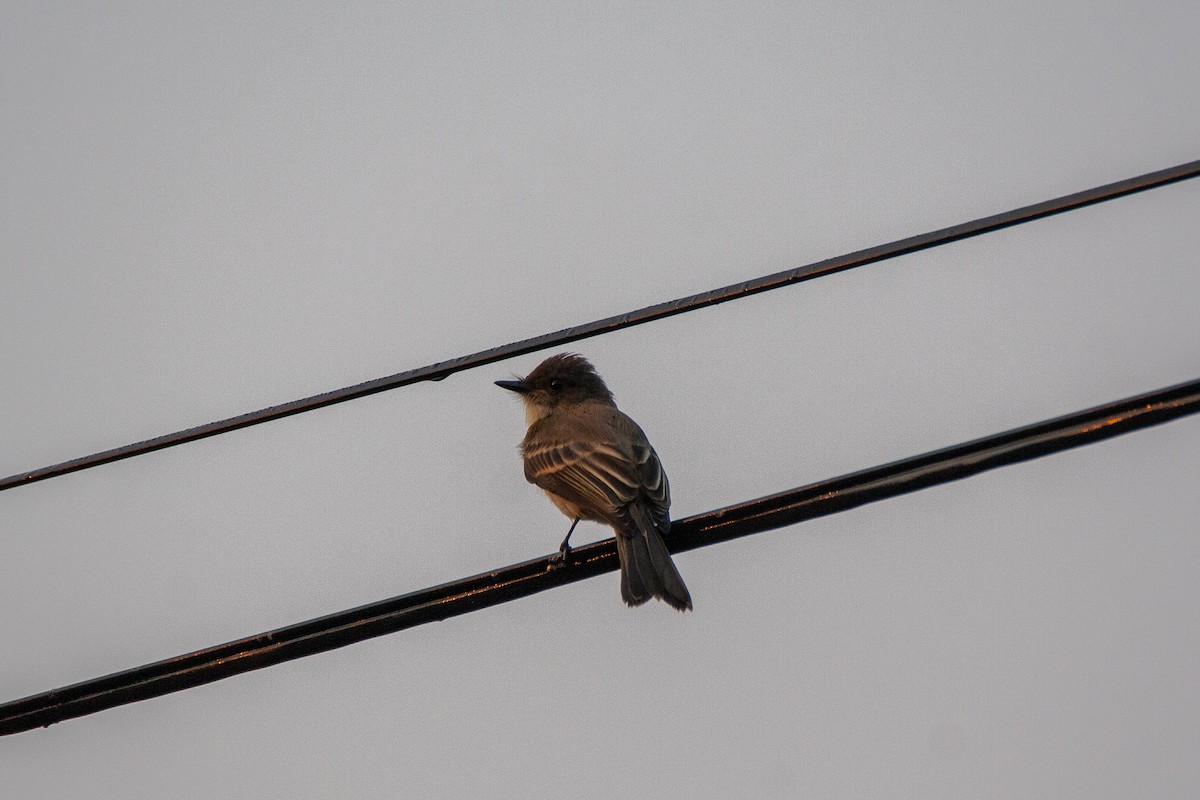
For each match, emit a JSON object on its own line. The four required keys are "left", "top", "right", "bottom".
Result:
{"left": 520, "top": 353, "right": 614, "bottom": 403}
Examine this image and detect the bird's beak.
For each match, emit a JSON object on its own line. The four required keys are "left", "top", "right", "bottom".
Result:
{"left": 495, "top": 379, "right": 530, "bottom": 393}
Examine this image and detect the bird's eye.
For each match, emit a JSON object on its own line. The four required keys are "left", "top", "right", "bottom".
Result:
{"left": 550, "top": 379, "right": 565, "bottom": 391}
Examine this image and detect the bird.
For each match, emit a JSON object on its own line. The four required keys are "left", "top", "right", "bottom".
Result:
{"left": 496, "top": 353, "right": 692, "bottom": 611}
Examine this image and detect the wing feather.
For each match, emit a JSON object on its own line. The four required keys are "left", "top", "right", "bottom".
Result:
{"left": 524, "top": 440, "right": 639, "bottom": 516}
{"left": 521, "top": 410, "right": 671, "bottom": 531}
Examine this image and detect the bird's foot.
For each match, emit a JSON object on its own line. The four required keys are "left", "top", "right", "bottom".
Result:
{"left": 548, "top": 542, "right": 572, "bottom": 570}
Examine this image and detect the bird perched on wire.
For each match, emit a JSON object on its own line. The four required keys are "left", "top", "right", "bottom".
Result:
{"left": 496, "top": 353, "right": 692, "bottom": 611}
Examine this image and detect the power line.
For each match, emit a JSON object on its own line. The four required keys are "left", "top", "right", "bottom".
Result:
{"left": 3, "top": 159, "right": 1197, "bottom": 494}
{"left": 3, "top": 375, "right": 1197, "bottom": 736}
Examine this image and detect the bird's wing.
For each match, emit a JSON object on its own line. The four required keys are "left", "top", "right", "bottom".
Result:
{"left": 523, "top": 439, "right": 640, "bottom": 515}
{"left": 631, "top": 436, "right": 672, "bottom": 533}
{"left": 523, "top": 409, "right": 672, "bottom": 532}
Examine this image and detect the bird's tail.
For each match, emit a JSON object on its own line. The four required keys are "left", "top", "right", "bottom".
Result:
{"left": 616, "top": 505, "right": 692, "bottom": 611}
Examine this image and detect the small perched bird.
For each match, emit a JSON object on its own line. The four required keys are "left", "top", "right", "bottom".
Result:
{"left": 496, "top": 353, "right": 692, "bottom": 611}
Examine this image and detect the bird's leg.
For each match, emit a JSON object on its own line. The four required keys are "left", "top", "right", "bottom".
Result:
{"left": 551, "top": 518, "right": 580, "bottom": 566}
{"left": 559, "top": 518, "right": 579, "bottom": 555}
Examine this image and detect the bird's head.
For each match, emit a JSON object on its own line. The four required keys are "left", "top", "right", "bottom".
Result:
{"left": 496, "top": 353, "right": 615, "bottom": 423}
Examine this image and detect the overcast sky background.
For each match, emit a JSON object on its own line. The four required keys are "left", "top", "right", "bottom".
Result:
{"left": 3, "top": 3, "right": 1199, "bottom": 798}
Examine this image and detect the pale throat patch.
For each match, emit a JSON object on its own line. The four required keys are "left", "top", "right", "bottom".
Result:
{"left": 523, "top": 398, "right": 550, "bottom": 427}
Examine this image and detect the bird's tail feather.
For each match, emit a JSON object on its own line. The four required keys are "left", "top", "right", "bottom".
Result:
{"left": 616, "top": 506, "right": 692, "bottom": 612}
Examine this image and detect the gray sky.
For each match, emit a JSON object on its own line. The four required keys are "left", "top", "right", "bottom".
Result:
{"left": 3, "top": 3, "right": 1199, "bottom": 797}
